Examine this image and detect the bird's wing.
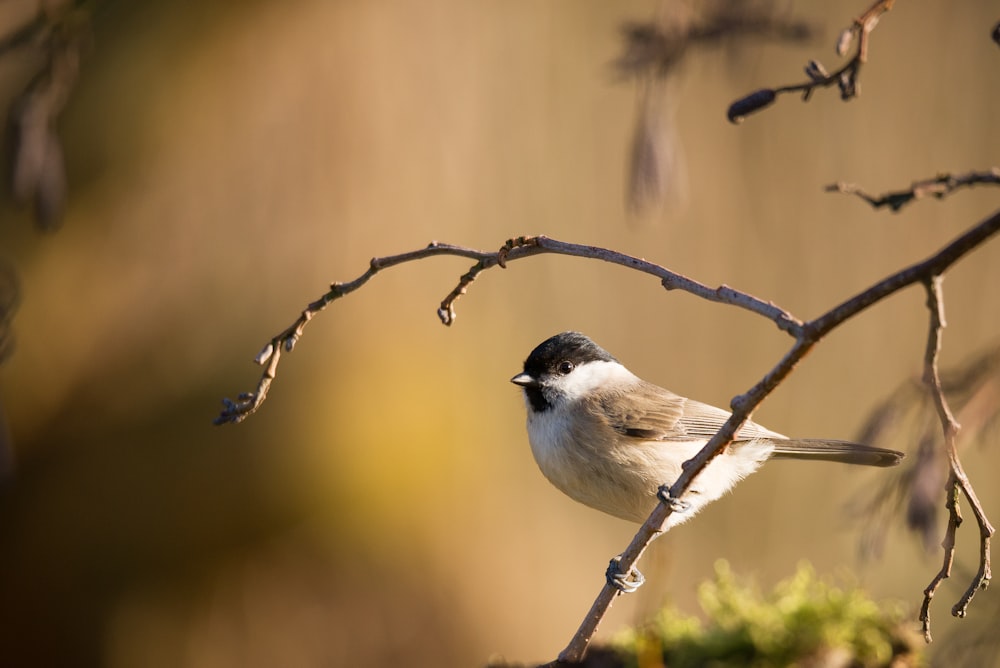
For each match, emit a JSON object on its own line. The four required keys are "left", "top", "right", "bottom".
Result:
{"left": 597, "top": 382, "right": 782, "bottom": 442}
{"left": 675, "top": 398, "right": 783, "bottom": 441}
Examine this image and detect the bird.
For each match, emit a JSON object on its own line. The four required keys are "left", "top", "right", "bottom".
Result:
{"left": 511, "top": 332, "right": 903, "bottom": 591}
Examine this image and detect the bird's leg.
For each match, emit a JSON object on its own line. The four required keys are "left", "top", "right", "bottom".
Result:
{"left": 606, "top": 555, "right": 645, "bottom": 593}
{"left": 656, "top": 484, "right": 691, "bottom": 513}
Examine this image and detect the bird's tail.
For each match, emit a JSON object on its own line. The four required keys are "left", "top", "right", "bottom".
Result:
{"left": 770, "top": 439, "right": 903, "bottom": 467}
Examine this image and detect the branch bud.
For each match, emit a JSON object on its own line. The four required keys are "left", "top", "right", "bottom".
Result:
{"left": 836, "top": 27, "right": 854, "bottom": 56}
{"left": 804, "top": 60, "right": 828, "bottom": 82}
{"left": 255, "top": 343, "right": 274, "bottom": 365}
{"left": 726, "top": 89, "right": 776, "bottom": 124}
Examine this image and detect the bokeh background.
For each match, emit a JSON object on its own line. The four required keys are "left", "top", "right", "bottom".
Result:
{"left": 1, "top": 1, "right": 998, "bottom": 666}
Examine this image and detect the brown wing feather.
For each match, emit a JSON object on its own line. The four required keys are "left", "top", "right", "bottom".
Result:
{"left": 594, "top": 382, "right": 685, "bottom": 439}
{"left": 595, "top": 381, "right": 781, "bottom": 442}
{"left": 590, "top": 381, "right": 903, "bottom": 467}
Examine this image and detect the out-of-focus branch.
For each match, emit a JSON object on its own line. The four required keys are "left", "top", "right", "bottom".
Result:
{"left": 0, "top": 12, "right": 47, "bottom": 58}
{"left": 852, "top": 343, "right": 1000, "bottom": 561}
{"left": 0, "top": 260, "right": 19, "bottom": 364}
{"left": 918, "top": 278, "right": 995, "bottom": 642}
{"left": 3, "top": 1, "right": 91, "bottom": 231}
{"left": 727, "top": 0, "right": 895, "bottom": 123}
{"left": 614, "top": 4, "right": 814, "bottom": 80}
{"left": 826, "top": 169, "right": 1000, "bottom": 212}
{"left": 616, "top": 3, "right": 815, "bottom": 214}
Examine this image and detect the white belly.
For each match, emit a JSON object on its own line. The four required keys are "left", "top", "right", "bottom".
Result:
{"left": 527, "top": 408, "right": 774, "bottom": 525}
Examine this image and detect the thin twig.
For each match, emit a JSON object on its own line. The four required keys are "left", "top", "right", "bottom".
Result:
{"left": 727, "top": 0, "right": 895, "bottom": 122}
{"left": 215, "top": 236, "right": 803, "bottom": 424}
{"left": 827, "top": 168, "right": 1000, "bottom": 213}
{"left": 214, "top": 242, "right": 499, "bottom": 424}
{"left": 916, "top": 278, "right": 993, "bottom": 643}
{"left": 920, "top": 472, "right": 960, "bottom": 643}
{"left": 918, "top": 276, "right": 960, "bottom": 642}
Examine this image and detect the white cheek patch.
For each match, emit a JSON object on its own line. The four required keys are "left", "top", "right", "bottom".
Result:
{"left": 556, "top": 360, "right": 638, "bottom": 397}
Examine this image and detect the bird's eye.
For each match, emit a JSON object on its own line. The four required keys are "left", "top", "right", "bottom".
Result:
{"left": 557, "top": 361, "right": 574, "bottom": 375}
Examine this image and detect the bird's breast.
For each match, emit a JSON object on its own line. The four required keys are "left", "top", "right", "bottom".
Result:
{"left": 524, "top": 404, "right": 779, "bottom": 525}
{"left": 524, "top": 405, "right": 670, "bottom": 523}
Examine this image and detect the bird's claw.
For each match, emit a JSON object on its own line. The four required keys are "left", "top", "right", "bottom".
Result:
{"left": 606, "top": 556, "right": 645, "bottom": 594}
{"left": 657, "top": 484, "right": 691, "bottom": 513}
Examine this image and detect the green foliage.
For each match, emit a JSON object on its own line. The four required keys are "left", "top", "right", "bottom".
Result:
{"left": 612, "top": 560, "right": 923, "bottom": 668}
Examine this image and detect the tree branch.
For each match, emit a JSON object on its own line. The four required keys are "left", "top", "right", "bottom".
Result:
{"left": 214, "top": 242, "right": 500, "bottom": 424}
{"left": 727, "top": 0, "right": 895, "bottom": 123}
{"left": 215, "top": 236, "right": 803, "bottom": 425}
{"left": 917, "top": 277, "right": 995, "bottom": 642}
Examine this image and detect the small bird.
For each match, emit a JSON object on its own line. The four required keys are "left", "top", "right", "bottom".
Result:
{"left": 511, "top": 332, "right": 903, "bottom": 589}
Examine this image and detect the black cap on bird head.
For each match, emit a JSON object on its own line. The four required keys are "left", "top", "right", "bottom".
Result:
{"left": 521, "top": 332, "right": 618, "bottom": 380}
{"left": 511, "top": 332, "right": 618, "bottom": 412}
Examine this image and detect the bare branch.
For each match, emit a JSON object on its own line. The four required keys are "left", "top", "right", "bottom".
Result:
{"left": 827, "top": 169, "right": 1000, "bottom": 212}
{"left": 920, "top": 472, "right": 961, "bottom": 643}
{"left": 917, "top": 277, "right": 995, "bottom": 641}
{"left": 215, "top": 236, "right": 803, "bottom": 424}
{"left": 728, "top": 0, "right": 895, "bottom": 123}
{"left": 214, "top": 242, "right": 499, "bottom": 424}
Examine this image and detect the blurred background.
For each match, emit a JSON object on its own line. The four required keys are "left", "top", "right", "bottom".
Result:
{"left": 0, "top": 1, "right": 998, "bottom": 666}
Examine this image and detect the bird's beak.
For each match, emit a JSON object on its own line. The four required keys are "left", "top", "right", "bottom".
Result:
{"left": 510, "top": 373, "right": 538, "bottom": 388}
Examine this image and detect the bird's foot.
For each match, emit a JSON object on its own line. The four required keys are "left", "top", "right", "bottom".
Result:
{"left": 606, "top": 556, "right": 645, "bottom": 594}
{"left": 657, "top": 484, "right": 691, "bottom": 513}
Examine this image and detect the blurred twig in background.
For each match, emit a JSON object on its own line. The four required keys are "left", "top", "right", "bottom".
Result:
{"left": 854, "top": 345, "right": 1000, "bottom": 559}
{"left": 0, "top": 258, "right": 17, "bottom": 479}
{"left": 0, "top": 259, "right": 18, "bottom": 365}
{"left": 614, "top": 2, "right": 814, "bottom": 79}
{"left": 614, "top": 1, "right": 815, "bottom": 214}
{"left": 3, "top": 0, "right": 91, "bottom": 231}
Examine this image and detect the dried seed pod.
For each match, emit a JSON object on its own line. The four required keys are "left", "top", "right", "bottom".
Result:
{"left": 726, "top": 89, "right": 776, "bottom": 124}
